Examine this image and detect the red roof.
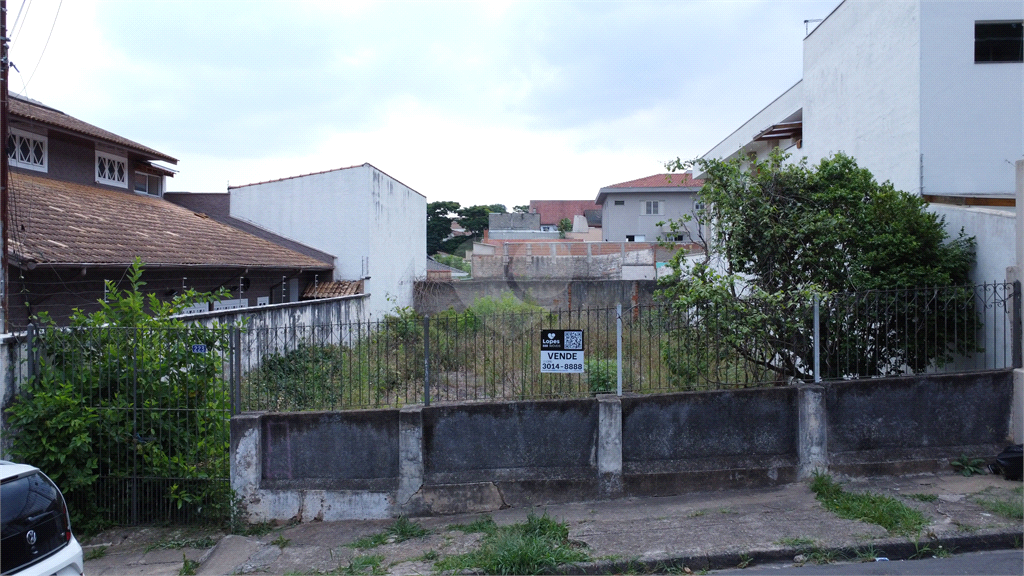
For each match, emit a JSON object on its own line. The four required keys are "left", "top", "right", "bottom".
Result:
{"left": 603, "top": 173, "right": 704, "bottom": 189}
{"left": 528, "top": 200, "right": 601, "bottom": 226}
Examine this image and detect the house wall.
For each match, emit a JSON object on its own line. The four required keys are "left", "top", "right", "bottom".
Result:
{"left": 229, "top": 165, "right": 427, "bottom": 318}
{"left": 928, "top": 205, "right": 1016, "bottom": 284}
{"left": 601, "top": 193, "right": 698, "bottom": 242}
{"left": 919, "top": 1, "right": 1024, "bottom": 197}
{"left": 230, "top": 370, "right": 1014, "bottom": 521}
{"left": 802, "top": 0, "right": 922, "bottom": 195}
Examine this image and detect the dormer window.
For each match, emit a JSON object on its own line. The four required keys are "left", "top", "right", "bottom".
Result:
{"left": 7, "top": 129, "right": 47, "bottom": 172}
{"left": 96, "top": 151, "right": 127, "bottom": 188}
{"left": 134, "top": 171, "right": 163, "bottom": 196}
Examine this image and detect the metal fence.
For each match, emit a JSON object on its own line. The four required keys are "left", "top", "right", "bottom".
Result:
{"left": 16, "top": 324, "right": 235, "bottom": 528}
{"left": 237, "top": 282, "right": 1022, "bottom": 411}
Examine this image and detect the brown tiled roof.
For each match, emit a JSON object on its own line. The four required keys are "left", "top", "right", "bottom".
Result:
{"left": 9, "top": 94, "right": 178, "bottom": 164}
{"left": 8, "top": 172, "right": 332, "bottom": 269}
{"left": 527, "top": 200, "right": 602, "bottom": 227}
{"left": 302, "top": 280, "right": 363, "bottom": 299}
{"left": 603, "top": 173, "right": 704, "bottom": 189}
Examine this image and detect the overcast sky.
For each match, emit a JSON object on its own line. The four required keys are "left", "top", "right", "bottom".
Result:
{"left": 8, "top": 0, "right": 838, "bottom": 208}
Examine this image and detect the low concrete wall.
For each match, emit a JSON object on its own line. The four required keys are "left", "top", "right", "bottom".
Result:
{"left": 414, "top": 279, "right": 658, "bottom": 314}
{"left": 230, "top": 370, "right": 1015, "bottom": 522}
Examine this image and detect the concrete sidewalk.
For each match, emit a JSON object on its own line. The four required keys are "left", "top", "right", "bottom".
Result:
{"left": 81, "top": 472, "right": 1023, "bottom": 575}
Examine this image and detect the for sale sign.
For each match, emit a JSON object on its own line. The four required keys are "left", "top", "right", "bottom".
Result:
{"left": 540, "top": 330, "right": 584, "bottom": 373}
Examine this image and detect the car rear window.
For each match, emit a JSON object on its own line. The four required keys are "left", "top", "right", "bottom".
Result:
{"left": 1, "top": 471, "right": 68, "bottom": 574}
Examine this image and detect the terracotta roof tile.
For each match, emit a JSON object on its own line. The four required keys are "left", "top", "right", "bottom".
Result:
{"left": 527, "top": 200, "right": 602, "bottom": 226}
{"left": 10, "top": 94, "right": 177, "bottom": 164}
{"left": 8, "top": 172, "right": 331, "bottom": 269}
{"left": 603, "top": 173, "right": 704, "bottom": 189}
{"left": 302, "top": 280, "right": 363, "bottom": 299}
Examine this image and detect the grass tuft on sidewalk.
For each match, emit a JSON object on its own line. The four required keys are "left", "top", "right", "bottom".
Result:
{"left": 810, "top": 473, "right": 928, "bottom": 536}
{"left": 436, "top": 512, "right": 589, "bottom": 575}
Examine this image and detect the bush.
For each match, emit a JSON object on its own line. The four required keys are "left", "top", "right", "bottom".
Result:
{"left": 5, "top": 259, "right": 235, "bottom": 531}
{"left": 585, "top": 358, "right": 616, "bottom": 394}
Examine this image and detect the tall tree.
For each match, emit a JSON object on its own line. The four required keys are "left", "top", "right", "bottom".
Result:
{"left": 658, "top": 150, "right": 977, "bottom": 385}
{"left": 426, "top": 201, "right": 460, "bottom": 255}
{"left": 457, "top": 204, "right": 506, "bottom": 238}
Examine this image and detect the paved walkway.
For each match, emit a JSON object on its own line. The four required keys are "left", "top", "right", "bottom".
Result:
{"left": 81, "top": 472, "right": 1023, "bottom": 575}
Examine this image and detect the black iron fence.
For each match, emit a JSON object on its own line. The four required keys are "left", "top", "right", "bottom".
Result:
{"left": 7, "top": 282, "right": 1019, "bottom": 527}
{"left": 238, "top": 282, "right": 1022, "bottom": 411}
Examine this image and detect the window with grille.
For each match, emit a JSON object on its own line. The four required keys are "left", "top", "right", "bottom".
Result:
{"left": 96, "top": 151, "right": 128, "bottom": 187}
{"left": 7, "top": 129, "right": 47, "bottom": 172}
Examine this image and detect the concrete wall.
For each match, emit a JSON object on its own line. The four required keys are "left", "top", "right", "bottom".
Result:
{"left": 928, "top": 204, "right": 1016, "bottom": 285}
{"left": 920, "top": 1, "right": 1024, "bottom": 197}
{"left": 229, "top": 164, "right": 427, "bottom": 319}
{"left": 230, "top": 370, "right": 1015, "bottom": 522}
{"left": 414, "top": 279, "right": 660, "bottom": 314}
{"left": 469, "top": 243, "right": 688, "bottom": 282}
{"left": 803, "top": 0, "right": 922, "bottom": 196}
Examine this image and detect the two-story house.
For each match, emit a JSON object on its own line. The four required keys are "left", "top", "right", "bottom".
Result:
{"left": 596, "top": 172, "right": 704, "bottom": 243}
{"left": 5, "top": 93, "right": 334, "bottom": 329}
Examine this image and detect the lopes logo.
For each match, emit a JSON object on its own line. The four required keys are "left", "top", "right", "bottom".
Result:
{"left": 548, "top": 332, "right": 555, "bottom": 339}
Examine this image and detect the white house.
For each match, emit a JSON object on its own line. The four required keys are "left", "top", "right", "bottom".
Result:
{"left": 596, "top": 173, "right": 705, "bottom": 243}
{"left": 228, "top": 163, "right": 427, "bottom": 318}
{"left": 702, "top": 0, "right": 1023, "bottom": 285}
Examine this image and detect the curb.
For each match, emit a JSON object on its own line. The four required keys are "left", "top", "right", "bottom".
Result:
{"left": 555, "top": 530, "right": 1024, "bottom": 575}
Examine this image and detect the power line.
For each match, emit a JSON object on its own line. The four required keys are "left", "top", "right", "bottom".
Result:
{"left": 9, "top": 0, "right": 30, "bottom": 45}
{"left": 20, "top": 0, "right": 59, "bottom": 92}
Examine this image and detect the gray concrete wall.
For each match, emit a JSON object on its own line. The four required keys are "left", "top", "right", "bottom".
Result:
{"left": 414, "top": 279, "right": 659, "bottom": 314}
{"left": 230, "top": 369, "right": 1015, "bottom": 523}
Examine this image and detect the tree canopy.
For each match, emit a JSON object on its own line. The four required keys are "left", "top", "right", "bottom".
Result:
{"left": 426, "top": 202, "right": 508, "bottom": 255}
{"left": 658, "top": 150, "right": 977, "bottom": 384}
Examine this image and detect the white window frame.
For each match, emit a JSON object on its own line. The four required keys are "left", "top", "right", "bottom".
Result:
{"left": 643, "top": 200, "right": 664, "bottom": 216}
{"left": 96, "top": 151, "right": 128, "bottom": 188}
{"left": 8, "top": 128, "right": 47, "bottom": 172}
{"left": 134, "top": 171, "right": 163, "bottom": 196}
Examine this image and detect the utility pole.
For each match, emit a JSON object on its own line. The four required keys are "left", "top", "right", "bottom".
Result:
{"left": 1, "top": 0, "right": 9, "bottom": 333}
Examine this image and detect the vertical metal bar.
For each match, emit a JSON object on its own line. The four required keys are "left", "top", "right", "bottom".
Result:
{"left": 616, "top": 303, "right": 623, "bottom": 396}
{"left": 231, "top": 325, "right": 241, "bottom": 415}
{"left": 131, "top": 327, "right": 139, "bottom": 526}
{"left": 25, "top": 323, "right": 35, "bottom": 385}
{"left": 1013, "top": 280, "right": 1022, "bottom": 369}
{"left": 813, "top": 295, "right": 821, "bottom": 383}
{"left": 423, "top": 315, "right": 430, "bottom": 406}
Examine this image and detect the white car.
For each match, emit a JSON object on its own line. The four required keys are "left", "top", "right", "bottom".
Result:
{"left": 0, "top": 461, "right": 84, "bottom": 576}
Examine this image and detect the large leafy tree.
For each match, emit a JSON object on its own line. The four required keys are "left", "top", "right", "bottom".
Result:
{"left": 427, "top": 201, "right": 461, "bottom": 255}
{"left": 658, "top": 150, "right": 977, "bottom": 385}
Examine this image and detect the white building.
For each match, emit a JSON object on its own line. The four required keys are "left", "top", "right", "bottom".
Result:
{"left": 229, "top": 163, "right": 427, "bottom": 318}
{"left": 702, "top": 0, "right": 1023, "bottom": 285}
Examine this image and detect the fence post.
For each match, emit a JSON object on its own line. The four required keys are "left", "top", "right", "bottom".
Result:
{"left": 423, "top": 315, "right": 430, "bottom": 406}
{"left": 813, "top": 295, "right": 821, "bottom": 383}
{"left": 1013, "top": 280, "right": 1022, "bottom": 369}
{"left": 25, "top": 323, "right": 35, "bottom": 385}
{"left": 230, "top": 325, "right": 241, "bottom": 416}
{"left": 616, "top": 303, "right": 623, "bottom": 396}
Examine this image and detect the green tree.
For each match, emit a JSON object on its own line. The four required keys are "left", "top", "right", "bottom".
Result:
{"left": 457, "top": 204, "right": 506, "bottom": 238}
{"left": 513, "top": 205, "right": 530, "bottom": 213}
{"left": 427, "top": 200, "right": 461, "bottom": 255}
{"left": 557, "top": 217, "right": 572, "bottom": 238}
{"left": 5, "top": 259, "right": 235, "bottom": 531}
{"left": 658, "top": 150, "right": 977, "bottom": 385}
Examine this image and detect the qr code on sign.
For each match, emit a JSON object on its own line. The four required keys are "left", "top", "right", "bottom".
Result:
{"left": 563, "top": 331, "right": 583, "bottom": 350}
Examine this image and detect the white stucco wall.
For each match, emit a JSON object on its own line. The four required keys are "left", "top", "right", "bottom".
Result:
{"left": 802, "top": 0, "right": 922, "bottom": 194}
{"left": 920, "top": 1, "right": 1024, "bottom": 197}
{"left": 229, "top": 164, "right": 426, "bottom": 318}
{"left": 928, "top": 204, "right": 1015, "bottom": 285}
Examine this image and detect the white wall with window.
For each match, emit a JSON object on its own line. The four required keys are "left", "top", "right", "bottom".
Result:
{"left": 600, "top": 193, "right": 698, "bottom": 242}
{"left": 96, "top": 151, "right": 128, "bottom": 188}
{"left": 7, "top": 128, "right": 47, "bottom": 172}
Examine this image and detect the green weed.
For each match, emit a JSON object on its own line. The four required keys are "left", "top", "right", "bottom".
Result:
{"left": 84, "top": 546, "right": 107, "bottom": 561}
{"left": 341, "top": 554, "right": 385, "bottom": 575}
{"left": 147, "top": 536, "right": 217, "bottom": 552}
{"left": 179, "top": 554, "right": 200, "bottom": 576}
{"left": 350, "top": 517, "right": 430, "bottom": 549}
{"left": 951, "top": 454, "right": 986, "bottom": 476}
{"left": 776, "top": 537, "right": 815, "bottom": 547}
{"left": 975, "top": 495, "right": 1024, "bottom": 519}
{"left": 448, "top": 514, "right": 498, "bottom": 536}
{"left": 272, "top": 535, "right": 291, "bottom": 548}
{"left": 434, "top": 512, "right": 589, "bottom": 575}
{"left": 810, "top": 473, "right": 928, "bottom": 536}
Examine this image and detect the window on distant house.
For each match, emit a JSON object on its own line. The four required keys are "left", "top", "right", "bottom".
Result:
{"left": 626, "top": 235, "right": 646, "bottom": 242}
{"left": 7, "top": 129, "right": 47, "bottom": 172}
{"left": 643, "top": 201, "right": 664, "bottom": 215}
{"left": 96, "top": 151, "right": 128, "bottom": 187}
{"left": 975, "top": 21, "right": 1023, "bottom": 62}
{"left": 134, "top": 171, "right": 163, "bottom": 196}
{"left": 614, "top": 200, "right": 625, "bottom": 206}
